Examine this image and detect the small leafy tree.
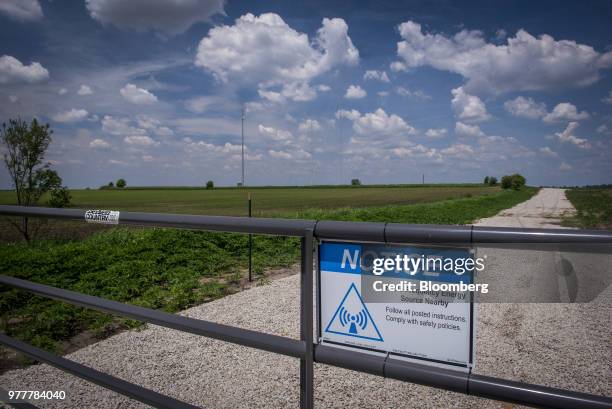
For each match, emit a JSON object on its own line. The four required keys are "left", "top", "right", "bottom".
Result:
{"left": 488, "top": 176, "right": 498, "bottom": 186}
{"left": 351, "top": 178, "right": 361, "bottom": 186}
{"left": 206, "top": 180, "right": 214, "bottom": 189}
{"left": 483, "top": 176, "right": 490, "bottom": 185}
{"left": 501, "top": 175, "right": 512, "bottom": 189}
{"left": 116, "top": 178, "right": 126, "bottom": 188}
{"left": 108, "top": 181, "right": 114, "bottom": 187}
{"left": 48, "top": 186, "right": 72, "bottom": 208}
{"left": 501, "top": 174, "right": 526, "bottom": 190}
{"left": 1, "top": 118, "right": 70, "bottom": 241}
{"left": 510, "top": 173, "right": 526, "bottom": 190}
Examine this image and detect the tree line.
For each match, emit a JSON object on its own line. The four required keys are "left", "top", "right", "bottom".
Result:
{"left": 484, "top": 174, "right": 526, "bottom": 190}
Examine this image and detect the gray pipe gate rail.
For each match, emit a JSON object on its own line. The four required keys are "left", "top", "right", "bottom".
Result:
{"left": 0, "top": 205, "right": 611, "bottom": 409}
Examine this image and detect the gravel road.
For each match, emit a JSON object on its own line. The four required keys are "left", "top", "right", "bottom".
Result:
{"left": 1, "top": 188, "right": 610, "bottom": 408}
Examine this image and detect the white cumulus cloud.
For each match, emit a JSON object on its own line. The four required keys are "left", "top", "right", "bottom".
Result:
{"left": 335, "top": 109, "right": 361, "bottom": 121}
{"left": 268, "top": 149, "right": 311, "bottom": 160}
{"left": 337, "top": 108, "right": 417, "bottom": 136}
{"left": 78, "top": 84, "right": 93, "bottom": 96}
{"left": 395, "top": 86, "right": 431, "bottom": 100}
{"left": 90, "top": 138, "right": 110, "bottom": 149}
{"left": 596, "top": 124, "right": 611, "bottom": 135}
{"left": 363, "top": 70, "right": 390, "bottom": 82}
{"left": 0, "top": 0, "right": 43, "bottom": 21}
{"left": 451, "top": 87, "right": 490, "bottom": 122}
{"left": 120, "top": 83, "right": 158, "bottom": 104}
{"left": 52, "top": 109, "right": 89, "bottom": 123}
{"left": 298, "top": 119, "right": 321, "bottom": 133}
{"left": 554, "top": 122, "right": 590, "bottom": 149}
{"left": 102, "top": 115, "right": 145, "bottom": 136}
{"left": 542, "top": 102, "right": 589, "bottom": 123}
{"left": 258, "top": 124, "right": 293, "bottom": 143}
{"left": 539, "top": 146, "right": 558, "bottom": 157}
{"left": 425, "top": 128, "right": 447, "bottom": 138}
{"left": 0, "top": 55, "right": 49, "bottom": 84}
{"left": 195, "top": 13, "right": 358, "bottom": 102}
{"left": 86, "top": 0, "right": 224, "bottom": 35}
{"left": 345, "top": 84, "right": 367, "bottom": 99}
{"left": 504, "top": 96, "right": 547, "bottom": 119}
{"left": 124, "top": 135, "right": 157, "bottom": 146}
{"left": 455, "top": 122, "right": 485, "bottom": 138}
{"left": 393, "top": 21, "right": 612, "bottom": 94}
{"left": 601, "top": 90, "right": 612, "bottom": 105}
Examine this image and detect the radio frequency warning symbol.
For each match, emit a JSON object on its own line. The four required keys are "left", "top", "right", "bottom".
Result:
{"left": 324, "top": 283, "right": 383, "bottom": 341}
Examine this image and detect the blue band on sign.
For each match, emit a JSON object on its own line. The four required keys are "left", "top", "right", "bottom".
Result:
{"left": 320, "top": 242, "right": 362, "bottom": 274}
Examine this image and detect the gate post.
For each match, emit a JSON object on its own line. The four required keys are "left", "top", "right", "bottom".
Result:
{"left": 300, "top": 229, "right": 314, "bottom": 409}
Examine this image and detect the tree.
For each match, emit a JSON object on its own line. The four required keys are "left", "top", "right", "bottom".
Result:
{"left": 483, "top": 176, "right": 490, "bottom": 185}
{"left": 510, "top": 173, "right": 526, "bottom": 190}
{"left": 206, "top": 180, "right": 214, "bottom": 189}
{"left": 116, "top": 178, "right": 126, "bottom": 188}
{"left": 1, "top": 118, "right": 70, "bottom": 241}
{"left": 108, "top": 181, "right": 114, "bottom": 187}
{"left": 48, "top": 186, "right": 72, "bottom": 208}
{"left": 501, "top": 175, "right": 512, "bottom": 189}
{"left": 501, "top": 174, "right": 526, "bottom": 190}
{"left": 351, "top": 178, "right": 361, "bottom": 186}
{"left": 488, "top": 176, "right": 498, "bottom": 186}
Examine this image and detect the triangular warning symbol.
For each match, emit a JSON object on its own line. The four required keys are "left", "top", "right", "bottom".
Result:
{"left": 324, "top": 283, "right": 384, "bottom": 342}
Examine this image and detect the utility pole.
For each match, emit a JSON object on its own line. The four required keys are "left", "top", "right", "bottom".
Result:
{"left": 241, "top": 106, "right": 245, "bottom": 187}
{"left": 422, "top": 173, "right": 425, "bottom": 184}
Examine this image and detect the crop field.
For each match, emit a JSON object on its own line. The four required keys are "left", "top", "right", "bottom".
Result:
{"left": 1, "top": 184, "right": 500, "bottom": 216}
{"left": 0, "top": 185, "right": 500, "bottom": 242}
{"left": 0, "top": 185, "right": 537, "bottom": 371}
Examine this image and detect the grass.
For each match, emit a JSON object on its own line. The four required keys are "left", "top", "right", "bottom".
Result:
{"left": 0, "top": 185, "right": 537, "bottom": 370}
{"left": 0, "top": 185, "right": 500, "bottom": 216}
{"left": 292, "top": 187, "right": 538, "bottom": 224}
{"left": 563, "top": 188, "right": 612, "bottom": 229}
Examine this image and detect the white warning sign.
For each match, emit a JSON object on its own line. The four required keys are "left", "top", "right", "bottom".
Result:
{"left": 318, "top": 241, "right": 475, "bottom": 369}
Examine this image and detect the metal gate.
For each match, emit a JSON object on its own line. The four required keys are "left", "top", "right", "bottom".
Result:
{"left": 1, "top": 205, "right": 611, "bottom": 409}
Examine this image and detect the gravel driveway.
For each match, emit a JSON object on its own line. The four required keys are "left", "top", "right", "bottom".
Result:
{"left": 1, "top": 188, "right": 610, "bottom": 408}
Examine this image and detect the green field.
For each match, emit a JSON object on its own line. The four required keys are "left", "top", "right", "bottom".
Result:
{"left": 0, "top": 185, "right": 538, "bottom": 371}
{"left": 563, "top": 188, "right": 612, "bottom": 229}
{"left": 0, "top": 184, "right": 500, "bottom": 216}
{"left": 0, "top": 185, "right": 500, "bottom": 242}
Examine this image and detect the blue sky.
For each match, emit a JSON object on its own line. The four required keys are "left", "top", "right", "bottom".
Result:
{"left": 1, "top": 0, "right": 611, "bottom": 188}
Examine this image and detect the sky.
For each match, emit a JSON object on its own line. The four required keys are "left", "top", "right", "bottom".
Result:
{"left": 1, "top": 0, "right": 612, "bottom": 188}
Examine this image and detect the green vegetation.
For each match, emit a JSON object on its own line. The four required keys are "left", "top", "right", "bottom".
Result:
{"left": 563, "top": 188, "right": 612, "bottom": 229}
{"left": 0, "top": 185, "right": 501, "bottom": 217}
{"left": 483, "top": 176, "right": 497, "bottom": 186}
{"left": 0, "top": 185, "right": 538, "bottom": 368}
{"left": 0, "top": 229, "right": 298, "bottom": 367}
{"left": 294, "top": 187, "right": 538, "bottom": 224}
{"left": 501, "top": 173, "right": 526, "bottom": 190}
{"left": 1, "top": 118, "right": 71, "bottom": 241}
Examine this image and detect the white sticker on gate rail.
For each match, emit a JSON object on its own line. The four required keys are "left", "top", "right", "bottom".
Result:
{"left": 84, "top": 210, "right": 120, "bottom": 224}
